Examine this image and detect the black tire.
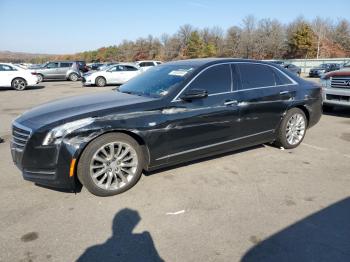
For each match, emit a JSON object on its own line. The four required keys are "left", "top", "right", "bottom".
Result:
{"left": 274, "top": 108, "right": 307, "bottom": 149}
{"left": 69, "top": 73, "right": 79, "bottom": 81}
{"left": 95, "top": 76, "right": 106, "bottom": 87}
{"left": 11, "top": 78, "right": 27, "bottom": 91}
{"left": 37, "top": 74, "right": 44, "bottom": 82}
{"left": 77, "top": 133, "right": 144, "bottom": 197}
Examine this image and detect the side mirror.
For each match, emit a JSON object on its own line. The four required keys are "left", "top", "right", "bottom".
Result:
{"left": 180, "top": 89, "right": 208, "bottom": 101}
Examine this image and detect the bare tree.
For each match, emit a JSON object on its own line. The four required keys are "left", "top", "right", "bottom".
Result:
{"left": 256, "top": 19, "right": 286, "bottom": 59}
{"left": 240, "top": 15, "right": 257, "bottom": 58}
{"left": 312, "top": 17, "right": 332, "bottom": 58}
{"left": 223, "top": 26, "right": 242, "bottom": 57}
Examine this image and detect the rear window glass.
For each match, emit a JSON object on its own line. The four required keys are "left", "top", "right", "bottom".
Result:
{"left": 272, "top": 68, "right": 293, "bottom": 85}
{"left": 238, "top": 64, "right": 276, "bottom": 89}
{"left": 60, "top": 62, "right": 72, "bottom": 68}
{"left": 125, "top": 66, "right": 138, "bottom": 71}
{"left": 140, "top": 62, "right": 155, "bottom": 67}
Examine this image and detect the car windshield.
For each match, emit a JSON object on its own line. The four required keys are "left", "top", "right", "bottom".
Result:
{"left": 118, "top": 64, "right": 196, "bottom": 98}
{"left": 343, "top": 62, "right": 350, "bottom": 67}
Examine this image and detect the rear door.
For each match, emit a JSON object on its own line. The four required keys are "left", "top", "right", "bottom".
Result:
{"left": 235, "top": 63, "right": 297, "bottom": 141}
{"left": 123, "top": 66, "right": 140, "bottom": 82}
{"left": 58, "top": 62, "right": 72, "bottom": 79}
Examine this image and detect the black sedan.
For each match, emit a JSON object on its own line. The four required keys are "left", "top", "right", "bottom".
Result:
{"left": 10, "top": 59, "right": 322, "bottom": 196}
{"left": 309, "top": 63, "right": 341, "bottom": 77}
{"left": 284, "top": 63, "right": 301, "bottom": 76}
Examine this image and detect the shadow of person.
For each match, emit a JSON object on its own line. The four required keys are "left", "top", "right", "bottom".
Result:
{"left": 77, "top": 208, "right": 164, "bottom": 262}
{"left": 242, "top": 197, "right": 350, "bottom": 262}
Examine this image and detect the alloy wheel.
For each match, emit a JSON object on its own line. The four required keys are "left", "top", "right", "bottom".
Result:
{"left": 13, "top": 79, "right": 26, "bottom": 90}
{"left": 286, "top": 113, "right": 306, "bottom": 145}
{"left": 89, "top": 142, "right": 138, "bottom": 190}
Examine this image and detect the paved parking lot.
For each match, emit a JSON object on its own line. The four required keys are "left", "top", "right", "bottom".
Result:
{"left": 0, "top": 80, "right": 350, "bottom": 262}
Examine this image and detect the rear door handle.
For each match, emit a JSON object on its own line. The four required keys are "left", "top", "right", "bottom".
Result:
{"left": 224, "top": 100, "right": 238, "bottom": 106}
{"left": 279, "top": 91, "right": 290, "bottom": 95}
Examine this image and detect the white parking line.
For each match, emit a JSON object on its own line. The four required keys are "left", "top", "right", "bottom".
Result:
{"left": 302, "top": 142, "right": 350, "bottom": 158}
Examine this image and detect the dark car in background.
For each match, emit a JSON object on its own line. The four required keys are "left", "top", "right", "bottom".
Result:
{"left": 309, "top": 63, "right": 341, "bottom": 78}
{"left": 88, "top": 63, "right": 104, "bottom": 71}
{"left": 270, "top": 60, "right": 285, "bottom": 66}
{"left": 32, "top": 61, "right": 87, "bottom": 82}
{"left": 10, "top": 59, "right": 322, "bottom": 196}
{"left": 269, "top": 61, "right": 301, "bottom": 76}
{"left": 284, "top": 64, "right": 301, "bottom": 76}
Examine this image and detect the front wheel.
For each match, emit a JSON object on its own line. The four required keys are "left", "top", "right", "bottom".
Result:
{"left": 12, "top": 78, "right": 27, "bottom": 91}
{"left": 77, "top": 133, "right": 144, "bottom": 196}
{"left": 95, "top": 77, "right": 106, "bottom": 87}
{"left": 275, "top": 108, "right": 307, "bottom": 149}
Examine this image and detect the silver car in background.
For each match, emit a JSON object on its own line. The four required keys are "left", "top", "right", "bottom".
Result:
{"left": 33, "top": 61, "right": 86, "bottom": 82}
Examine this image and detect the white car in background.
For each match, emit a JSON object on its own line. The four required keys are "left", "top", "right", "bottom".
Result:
{"left": 0, "top": 63, "right": 39, "bottom": 91}
{"left": 135, "top": 60, "right": 162, "bottom": 71}
{"left": 82, "top": 63, "right": 141, "bottom": 87}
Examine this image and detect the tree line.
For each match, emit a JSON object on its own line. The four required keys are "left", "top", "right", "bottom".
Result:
{"left": 7, "top": 16, "right": 350, "bottom": 63}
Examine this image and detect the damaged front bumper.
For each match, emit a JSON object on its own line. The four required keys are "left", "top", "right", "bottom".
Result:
{"left": 10, "top": 122, "right": 103, "bottom": 191}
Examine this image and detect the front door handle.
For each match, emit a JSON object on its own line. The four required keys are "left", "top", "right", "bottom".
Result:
{"left": 224, "top": 100, "right": 238, "bottom": 106}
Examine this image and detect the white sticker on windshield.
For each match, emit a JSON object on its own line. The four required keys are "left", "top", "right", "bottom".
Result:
{"left": 168, "top": 68, "right": 193, "bottom": 77}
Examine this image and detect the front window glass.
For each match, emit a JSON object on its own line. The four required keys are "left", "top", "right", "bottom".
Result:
{"left": 119, "top": 65, "right": 196, "bottom": 98}
{"left": 187, "top": 64, "right": 231, "bottom": 94}
{"left": 46, "top": 62, "right": 59, "bottom": 69}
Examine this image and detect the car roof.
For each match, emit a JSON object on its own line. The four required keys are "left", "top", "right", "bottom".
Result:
{"left": 136, "top": 60, "right": 160, "bottom": 62}
{"left": 164, "top": 58, "right": 275, "bottom": 67}
{"left": 116, "top": 63, "right": 139, "bottom": 67}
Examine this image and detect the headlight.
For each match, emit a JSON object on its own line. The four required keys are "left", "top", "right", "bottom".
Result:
{"left": 42, "top": 118, "right": 94, "bottom": 145}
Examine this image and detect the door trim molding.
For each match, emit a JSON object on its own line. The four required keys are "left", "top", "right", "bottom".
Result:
{"left": 156, "top": 129, "right": 274, "bottom": 160}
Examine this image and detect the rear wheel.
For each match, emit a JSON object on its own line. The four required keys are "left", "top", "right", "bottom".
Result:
{"left": 37, "top": 74, "right": 44, "bottom": 82}
{"left": 69, "top": 73, "right": 79, "bottom": 81}
{"left": 275, "top": 108, "right": 307, "bottom": 149}
{"left": 11, "top": 78, "right": 27, "bottom": 91}
{"left": 77, "top": 133, "right": 144, "bottom": 196}
{"left": 95, "top": 77, "right": 106, "bottom": 87}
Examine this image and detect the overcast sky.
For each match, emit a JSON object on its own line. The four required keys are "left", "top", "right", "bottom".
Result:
{"left": 1, "top": 0, "right": 349, "bottom": 54}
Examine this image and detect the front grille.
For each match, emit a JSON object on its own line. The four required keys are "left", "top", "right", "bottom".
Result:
{"left": 12, "top": 123, "right": 32, "bottom": 151}
{"left": 326, "top": 94, "right": 350, "bottom": 102}
{"left": 331, "top": 77, "right": 350, "bottom": 89}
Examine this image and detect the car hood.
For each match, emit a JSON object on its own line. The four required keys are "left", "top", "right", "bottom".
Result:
{"left": 16, "top": 91, "right": 155, "bottom": 128}
{"left": 323, "top": 69, "right": 350, "bottom": 79}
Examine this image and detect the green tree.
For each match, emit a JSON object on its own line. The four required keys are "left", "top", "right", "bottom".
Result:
{"left": 287, "top": 22, "right": 316, "bottom": 58}
{"left": 203, "top": 43, "right": 217, "bottom": 57}
{"left": 185, "top": 31, "right": 204, "bottom": 58}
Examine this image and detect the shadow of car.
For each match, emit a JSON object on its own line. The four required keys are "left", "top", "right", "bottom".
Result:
{"left": 242, "top": 197, "right": 350, "bottom": 262}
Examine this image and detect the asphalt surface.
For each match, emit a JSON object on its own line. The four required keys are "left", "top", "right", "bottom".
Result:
{"left": 0, "top": 80, "right": 350, "bottom": 262}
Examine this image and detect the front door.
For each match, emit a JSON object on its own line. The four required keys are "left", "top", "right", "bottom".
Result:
{"left": 159, "top": 64, "right": 241, "bottom": 164}
{"left": 44, "top": 62, "right": 60, "bottom": 79}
